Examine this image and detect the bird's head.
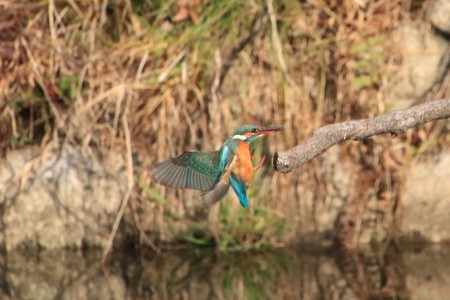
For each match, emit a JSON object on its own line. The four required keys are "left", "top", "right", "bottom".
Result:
{"left": 230, "top": 124, "right": 284, "bottom": 143}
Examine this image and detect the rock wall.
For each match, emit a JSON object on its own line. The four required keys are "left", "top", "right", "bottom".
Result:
{"left": 0, "top": 144, "right": 128, "bottom": 250}
{"left": 1, "top": 142, "right": 448, "bottom": 251}
{"left": 400, "top": 152, "right": 450, "bottom": 243}
{"left": 387, "top": 0, "right": 450, "bottom": 109}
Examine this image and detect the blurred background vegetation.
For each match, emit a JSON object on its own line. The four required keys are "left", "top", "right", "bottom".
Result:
{"left": 1, "top": 0, "right": 448, "bottom": 251}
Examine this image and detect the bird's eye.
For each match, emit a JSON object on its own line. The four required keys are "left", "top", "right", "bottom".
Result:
{"left": 251, "top": 128, "right": 259, "bottom": 133}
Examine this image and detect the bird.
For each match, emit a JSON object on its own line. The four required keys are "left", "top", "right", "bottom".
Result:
{"left": 150, "top": 124, "right": 284, "bottom": 208}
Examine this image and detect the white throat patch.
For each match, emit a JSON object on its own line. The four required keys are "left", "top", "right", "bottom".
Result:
{"left": 231, "top": 134, "right": 247, "bottom": 140}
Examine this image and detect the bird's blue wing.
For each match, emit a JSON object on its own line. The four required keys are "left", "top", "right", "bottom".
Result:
{"left": 150, "top": 151, "right": 220, "bottom": 191}
{"left": 150, "top": 145, "right": 233, "bottom": 192}
{"left": 229, "top": 173, "right": 249, "bottom": 208}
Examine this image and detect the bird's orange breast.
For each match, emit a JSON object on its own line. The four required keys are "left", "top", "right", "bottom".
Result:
{"left": 232, "top": 141, "right": 254, "bottom": 187}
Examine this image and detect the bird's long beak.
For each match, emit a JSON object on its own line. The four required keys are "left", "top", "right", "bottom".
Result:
{"left": 258, "top": 124, "right": 285, "bottom": 135}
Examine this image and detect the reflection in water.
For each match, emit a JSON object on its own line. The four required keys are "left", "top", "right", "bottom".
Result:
{"left": 1, "top": 244, "right": 449, "bottom": 299}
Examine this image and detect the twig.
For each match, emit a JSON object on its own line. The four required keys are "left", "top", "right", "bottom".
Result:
{"left": 129, "top": 198, "right": 160, "bottom": 253}
{"left": 157, "top": 50, "right": 186, "bottom": 83}
{"left": 273, "top": 99, "right": 450, "bottom": 173}
{"left": 21, "top": 37, "right": 65, "bottom": 128}
{"left": 101, "top": 90, "right": 134, "bottom": 263}
{"left": 214, "top": 6, "right": 267, "bottom": 92}
{"left": 266, "top": 0, "right": 300, "bottom": 92}
{"left": 100, "top": 0, "right": 108, "bottom": 29}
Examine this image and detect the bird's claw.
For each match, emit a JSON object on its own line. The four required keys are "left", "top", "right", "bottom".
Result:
{"left": 253, "top": 154, "right": 266, "bottom": 170}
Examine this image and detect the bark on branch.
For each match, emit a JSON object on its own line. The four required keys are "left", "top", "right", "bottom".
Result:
{"left": 273, "top": 99, "right": 450, "bottom": 173}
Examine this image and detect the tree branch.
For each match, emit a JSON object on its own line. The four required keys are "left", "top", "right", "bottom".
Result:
{"left": 273, "top": 99, "right": 450, "bottom": 173}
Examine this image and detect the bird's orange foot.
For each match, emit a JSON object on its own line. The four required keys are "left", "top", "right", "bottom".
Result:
{"left": 253, "top": 154, "right": 266, "bottom": 171}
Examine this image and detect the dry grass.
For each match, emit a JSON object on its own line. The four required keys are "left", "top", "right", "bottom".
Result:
{"left": 1, "top": 0, "right": 447, "bottom": 250}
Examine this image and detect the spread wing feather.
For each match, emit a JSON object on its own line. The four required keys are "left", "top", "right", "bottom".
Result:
{"left": 150, "top": 151, "right": 225, "bottom": 191}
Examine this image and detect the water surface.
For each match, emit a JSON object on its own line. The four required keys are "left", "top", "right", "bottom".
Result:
{"left": 1, "top": 244, "right": 449, "bottom": 299}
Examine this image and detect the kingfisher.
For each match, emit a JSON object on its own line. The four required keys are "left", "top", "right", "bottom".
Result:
{"left": 150, "top": 124, "right": 284, "bottom": 208}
